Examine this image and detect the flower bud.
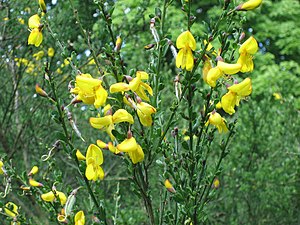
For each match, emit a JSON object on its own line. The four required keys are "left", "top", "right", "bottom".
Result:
{"left": 28, "top": 166, "right": 39, "bottom": 176}
{"left": 164, "top": 179, "right": 176, "bottom": 193}
{"left": 35, "top": 84, "right": 48, "bottom": 97}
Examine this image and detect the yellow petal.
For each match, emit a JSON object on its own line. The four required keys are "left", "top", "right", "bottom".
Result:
{"left": 89, "top": 115, "right": 113, "bottom": 129}
{"left": 48, "top": 47, "right": 55, "bottom": 57}
{"left": 129, "top": 76, "right": 141, "bottom": 91}
{"left": 39, "top": 0, "right": 47, "bottom": 13}
{"left": 28, "top": 14, "right": 41, "bottom": 29}
{"left": 28, "top": 29, "right": 43, "bottom": 47}
{"left": 221, "top": 91, "right": 237, "bottom": 115}
{"left": 176, "top": 48, "right": 184, "bottom": 69}
{"left": 57, "top": 191, "right": 67, "bottom": 205}
{"left": 96, "top": 140, "right": 107, "bottom": 149}
{"left": 75, "top": 211, "right": 85, "bottom": 225}
{"left": 41, "top": 191, "right": 55, "bottom": 202}
{"left": 85, "top": 164, "right": 95, "bottom": 180}
{"left": 96, "top": 166, "right": 105, "bottom": 180}
{"left": 228, "top": 78, "right": 252, "bottom": 97}
{"left": 76, "top": 149, "right": 86, "bottom": 161}
{"left": 113, "top": 109, "right": 134, "bottom": 124}
{"left": 128, "top": 145, "right": 144, "bottom": 164}
{"left": 86, "top": 144, "right": 103, "bottom": 165}
{"left": 206, "top": 67, "right": 223, "bottom": 87}
{"left": 5, "top": 202, "right": 19, "bottom": 217}
{"left": 136, "top": 71, "right": 149, "bottom": 80}
{"left": 202, "top": 58, "right": 212, "bottom": 83}
{"left": 110, "top": 83, "right": 130, "bottom": 93}
{"left": 94, "top": 85, "right": 108, "bottom": 108}
{"left": 237, "top": 53, "right": 254, "bottom": 73}
{"left": 237, "top": 0, "right": 263, "bottom": 11}
{"left": 29, "top": 178, "right": 43, "bottom": 187}
{"left": 239, "top": 36, "right": 258, "bottom": 54}
{"left": 176, "top": 31, "right": 196, "bottom": 51}
{"left": 28, "top": 165, "right": 39, "bottom": 176}
{"left": 217, "top": 61, "right": 241, "bottom": 75}
{"left": 185, "top": 47, "right": 194, "bottom": 71}
{"left": 117, "top": 137, "right": 138, "bottom": 152}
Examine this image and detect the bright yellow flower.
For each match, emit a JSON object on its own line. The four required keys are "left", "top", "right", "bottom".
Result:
{"left": 137, "top": 102, "right": 156, "bottom": 127}
{"left": 41, "top": 190, "right": 67, "bottom": 205}
{"left": 90, "top": 108, "right": 134, "bottom": 140}
{"left": 110, "top": 71, "right": 153, "bottom": 101}
{"left": 75, "top": 211, "right": 85, "bottom": 225}
{"left": 33, "top": 50, "right": 44, "bottom": 60}
{"left": 236, "top": 0, "right": 263, "bottom": 11}
{"left": 85, "top": 144, "right": 105, "bottom": 181}
{"left": 76, "top": 149, "right": 86, "bottom": 161}
{"left": 29, "top": 178, "right": 44, "bottom": 187}
{"left": 221, "top": 78, "right": 252, "bottom": 114}
{"left": 206, "top": 61, "right": 241, "bottom": 87}
{"left": 39, "top": 0, "right": 47, "bottom": 13}
{"left": 228, "top": 77, "right": 252, "bottom": 97}
{"left": 0, "top": 160, "right": 4, "bottom": 175}
{"left": 117, "top": 137, "right": 144, "bottom": 164}
{"left": 237, "top": 36, "right": 258, "bottom": 72}
{"left": 4, "top": 202, "right": 19, "bottom": 217}
{"left": 206, "top": 111, "right": 228, "bottom": 133}
{"left": 221, "top": 91, "right": 237, "bottom": 115}
{"left": 71, "top": 74, "right": 108, "bottom": 108}
{"left": 273, "top": 92, "right": 282, "bottom": 100}
{"left": 18, "top": 18, "right": 25, "bottom": 24}
{"left": 206, "top": 67, "right": 223, "bottom": 87}
{"left": 176, "top": 31, "right": 196, "bottom": 71}
{"left": 164, "top": 179, "right": 176, "bottom": 193}
{"left": 28, "top": 166, "right": 39, "bottom": 176}
{"left": 28, "top": 14, "right": 43, "bottom": 47}
{"left": 48, "top": 47, "right": 55, "bottom": 57}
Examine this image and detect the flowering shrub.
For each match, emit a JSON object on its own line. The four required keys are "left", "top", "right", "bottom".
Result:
{"left": 1, "top": 0, "right": 283, "bottom": 224}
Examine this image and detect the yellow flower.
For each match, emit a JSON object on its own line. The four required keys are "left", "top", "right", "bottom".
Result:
{"left": 206, "top": 111, "right": 228, "bottom": 133}
{"left": 71, "top": 74, "right": 108, "bottom": 108}
{"left": 41, "top": 190, "right": 67, "bottom": 205}
{"left": 176, "top": 31, "right": 196, "bottom": 71}
{"left": 228, "top": 77, "right": 252, "bottom": 97}
{"left": 137, "top": 102, "right": 156, "bottom": 127}
{"left": 28, "top": 166, "right": 39, "bottom": 176}
{"left": 18, "top": 18, "right": 25, "bottom": 24}
{"left": 221, "top": 91, "right": 237, "bottom": 115}
{"left": 221, "top": 78, "right": 252, "bottom": 114}
{"left": 75, "top": 211, "right": 85, "bottom": 225}
{"left": 202, "top": 57, "right": 212, "bottom": 83}
{"left": 76, "top": 149, "right": 86, "bottom": 160}
{"left": 39, "top": 0, "right": 47, "bottom": 13}
{"left": 85, "top": 144, "right": 105, "bottom": 181}
{"left": 29, "top": 178, "right": 44, "bottom": 187}
{"left": 206, "top": 61, "right": 241, "bottom": 87}
{"left": 110, "top": 71, "right": 153, "bottom": 101}
{"left": 48, "top": 47, "right": 55, "bottom": 57}
{"left": 237, "top": 36, "right": 258, "bottom": 72}
{"left": 33, "top": 50, "right": 44, "bottom": 60}
{"left": 90, "top": 108, "right": 134, "bottom": 140}
{"left": 164, "top": 179, "right": 176, "bottom": 193}
{"left": 4, "top": 202, "right": 19, "bottom": 217}
{"left": 114, "top": 36, "right": 122, "bottom": 52}
{"left": 236, "top": 0, "right": 263, "bottom": 11}
{"left": 117, "top": 137, "right": 144, "bottom": 164}
{"left": 0, "top": 160, "right": 5, "bottom": 175}
{"left": 273, "top": 92, "right": 282, "bottom": 100}
{"left": 35, "top": 84, "right": 48, "bottom": 97}
{"left": 28, "top": 14, "right": 43, "bottom": 47}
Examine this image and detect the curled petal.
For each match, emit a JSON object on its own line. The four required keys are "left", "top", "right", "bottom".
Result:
{"left": 113, "top": 109, "right": 134, "bottom": 124}
{"left": 128, "top": 145, "right": 144, "bottom": 164}
{"left": 117, "top": 137, "right": 138, "bottom": 152}
{"left": 89, "top": 115, "right": 113, "bottom": 129}
{"left": 221, "top": 91, "right": 237, "bottom": 115}
{"left": 110, "top": 83, "right": 130, "bottom": 93}
{"left": 217, "top": 61, "right": 241, "bottom": 75}
{"left": 228, "top": 78, "right": 252, "bottom": 97}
